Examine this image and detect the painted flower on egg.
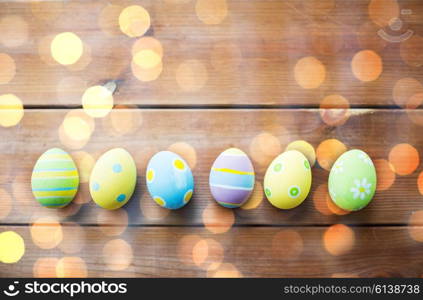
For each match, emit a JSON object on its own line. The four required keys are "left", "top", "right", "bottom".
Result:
{"left": 89, "top": 148, "right": 137, "bottom": 210}
{"left": 146, "top": 151, "right": 194, "bottom": 210}
{"left": 328, "top": 149, "right": 376, "bottom": 211}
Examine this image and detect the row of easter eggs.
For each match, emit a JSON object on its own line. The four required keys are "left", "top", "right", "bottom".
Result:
{"left": 31, "top": 147, "right": 377, "bottom": 212}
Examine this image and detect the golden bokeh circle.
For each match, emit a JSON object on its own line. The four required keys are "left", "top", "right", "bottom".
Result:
{"left": 82, "top": 85, "right": 114, "bottom": 118}
{"left": 294, "top": 56, "right": 326, "bottom": 89}
{"left": 351, "top": 50, "right": 383, "bottom": 82}
{"left": 388, "top": 143, "right": 419, "bottom": 176}
{"left": 33, "top": 257, "right": 59, "bottom": 278}
{"left": 0, "top": 231, "right": 25, "bottom": 263}
{"left": 102, "top": 239, "right": 133, "bottom": 271}
{"left": 374, "top": 159, "right": 396, "bottom": 191}
{"left": 0, "top": 15, "right": 29, "bottom": 48}
{"left": 368, "top": 0, "right": 399, "bottom": 27}
{"left": 119, "top": 5, "right": 151, "bottom": 37}
{"left": 316, "top": 139, "right": 347, "bottom": 171}
{"left": 30, "top": 217, "right": 63, "bottom": 250}
{"left": 393, "top": 77, "right": 423, "bottom": 108}
{"left": 192, "top": 238, "right": 224, "bottom": 270}
{"left": 202, "top": 203, "right": 235, "bottom": 234}
{"left": 0, "top": 94, "right": 24, "bottom": 128}
{"left": 51, "top": 32, "right": 83, "bottom": 65}
{"left": 0, "top": 53, "right": 16, "bottom": 84}
{"left": 323, "top": 224, "right": 355, "bottom": 256}
{"left": 241, "top": 181, "right": 264, "bottom": 210}
{"left": 195, "top": 0, "right": 228, "bottom": 25}
{"left": 319, "top": 94, "right": 350, "bottom": 126}
{"left": 176, "top": 59, "right": 208, "bottom": 92}
{"left": 56, "top": 257, "right": 87, "bottom": 278}
{"left": 271, "top": 230, "right": 304, "bottom": 261}
{"left": 285, "top": 140, "right": 316, "bottom": 167}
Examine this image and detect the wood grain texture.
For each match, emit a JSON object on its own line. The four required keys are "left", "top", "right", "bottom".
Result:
{"left": 1, "top": 225, "right": 423, "bottom": 278}
{"left": 1, "top": 0, "right": 423, "bottom": 106}
{"left": 0, "top": 109, "right": 422, "bottom": 225}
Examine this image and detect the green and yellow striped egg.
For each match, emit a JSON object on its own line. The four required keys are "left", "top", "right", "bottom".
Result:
{"left": 31, "top": 148, "right": 79, "bottom": 208}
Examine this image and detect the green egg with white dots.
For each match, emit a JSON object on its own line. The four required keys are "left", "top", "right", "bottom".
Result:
{"left": 328, "top": 149, "right": 377, "bottom": 211}
{"left": 89, "top": 148, "right": 137, "bottom": 210}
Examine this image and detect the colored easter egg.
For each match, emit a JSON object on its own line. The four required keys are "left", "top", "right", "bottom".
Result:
{"left": 264, "top": 150, "right": 312, "bottom": 209}
{"left": 209, "top": 148, "right": 255, "bottom": 208}
{"left": 89, "top": 148, "right": 136, "bottom": 210}
{"left": 328, "top": 149, "right": 376, "bottom": 211}
{"left": 146, "top": 151, "right": 194, "bottom": 210}
{"left": 31, "top": 148, "right": 79, "bottom": 208}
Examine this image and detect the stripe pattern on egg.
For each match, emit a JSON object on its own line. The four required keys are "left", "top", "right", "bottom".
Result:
{"left": 31, "top": 148, "right": 79, "bottom": 208}
{"left": 209, "top": 148, "right": 255, "bottom": 208}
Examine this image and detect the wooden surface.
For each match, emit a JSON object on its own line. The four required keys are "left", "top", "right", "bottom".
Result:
{"left": 1, "top": 0, "right": 423, "bottom": 277}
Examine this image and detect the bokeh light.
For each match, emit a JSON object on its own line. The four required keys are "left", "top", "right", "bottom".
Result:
{"left": 107, "top": 105, "right": 143, "bottom": 136}
{"left": 132, "top": 37, "right": 163, "bottom": 57}
{"left": 418, "top": 172, "right": 423, "bottom": 196}
{"left": 0, "top": 15, "right": 28, "bottom": 48}
{"left": 97, "top": 209, "right": 129, "bottom": 236}
{"left": 241, "top": 181, "right": 264, "bottom": 210}
{"left": 202, "top": 203, "right": 235, "bottom": 234}
{"left": 30, "top": 217, "right": 63, "bottom": 250}
{"left": 33, "top": 257, "right": 59, "bottom": 278}
{"left": 368, "top": 0, "right": 399, "bottom": 27}
{"left": 103, "top": 239, "right": 133, "bottom": 271}
{"left": 195, "top": 0, "right": 228, "bottom": 25}
{"left": 388, "top": 143, "right": 419, "bottom": 176}
{"left": 400, "top": 35, "right": 423, "bottom": 67}
{"left": 31, "top": 1, "right": 64, "bottom": 21}
{"left": 294, "top": 56, "right": 326, "bottom": 89}
{"left": 393, "top": 77, "right": 423, "bottom": 108}
{"left": 82, "top": 85, "right": 114, "bottom": 118}
{"left": 51, "top": 32, "right": 83, "bottom": 65}
{"left": 0, "top": 94, "right": 24, "bottom": 127}
{"left": 319, "top": 94, "right": 350, "bottom": 126}
{"left": 285, "top": 140, "right": 316, "bottom": 167}
{"left": 59, "top": 109, "right": 95, "bottom": 150}
{"left": 131, "top": 61, "right": 163, "bottom": 82}
{"left": 168, "top": 142, "right": 197, "bottom": 169}
{"left": 58, "top": 223, "right": 86, "bottom": 254}
{"left": 176, "top": 59, "right": 208, "bottom": 92}
{"left": 56, "top": 257, "right": 87, "bottom": 278}
{"left": 98, "top": 4, "right": 123, "bottom": 36}
{"left": 323, "top": 224, "right": 355, "bottom": 256}
{"left": 0, "top": 188, "right": 12, "bottom": 219}
{"left": 374, "top": 159, "right": 396, "bottom": 191}
{"left": 249, "top": 132, "right": 282, "bottom": 168}
{"left": 119, "top": 5, "right": 151, "bottom": 37}
{"left": 178, "top": 234, "right": 202, "bottom": 265}
{"left": 208, "top": 263, "right": 242, "bottom": 278}
{"left": 409, "top": 210, "right": 423, "bottom": 242}
{"left": 313, "top": 184, "right": 333, "bottom": 216}
{"left": 351, "top": 50, "right": 383, "bottom": 82}
{"left": 316, "top": 139, "right": 347, "bottom": 171}
{"left": 192, "top": 238, "right": 224, "bottom": 270}
{"left": 133, "top": 49, "right": 161, "bottom": 69}
{"left": 72, "top": 151, "right": 95, "bottom": 183}
{"left": 0, "top": 53, "right": 16, "bottom": 84}
{"left": 0, "top": 231, "right": 25, "bottom": 263}
{"left": 271, "top": 230, "right": 303, "bottom": 261}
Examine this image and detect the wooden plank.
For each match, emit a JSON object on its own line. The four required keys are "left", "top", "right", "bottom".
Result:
{"left": 1, "top": 225, "right": 423, "bottom": 277}
{"left": 1, "top": 0, "right": 423, "bottom": 106}
{"left": 1, "top": 109, "right": 422, "bottom": 225}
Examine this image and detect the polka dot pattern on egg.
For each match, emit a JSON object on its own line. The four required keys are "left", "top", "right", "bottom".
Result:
{"left": 116, "top": 194, "right": 126, "bottom": 202}
{"left": 113, "top": 163, "right": 122, "bottom": 173}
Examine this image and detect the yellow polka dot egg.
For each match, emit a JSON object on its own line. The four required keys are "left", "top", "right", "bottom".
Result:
{"left": 146, "top": 151, "right": 194, "bottom": 210}
{"left": 89, "top": 148, "right": 137, "bottom": 210}
{"left": 264, "top": 150, "right": 312, "bottom": 209}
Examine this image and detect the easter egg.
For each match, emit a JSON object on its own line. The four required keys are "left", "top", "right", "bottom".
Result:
{"left": 31, "top": 148, "right": 79, "bottom": 208}
{"left": 328, "top": 149, "right": 376, "bottom": 211}
{"left": 89, "top": 148, "right": 136, "bottom": 210}
{"left": 209, "top": 148, "right": 255, "bottom": 208}
{"left": 264, "top": 150, "right": 312, "bottom": 209}
{"left": 146, "top": 151, "right": 194, "bottom": 210}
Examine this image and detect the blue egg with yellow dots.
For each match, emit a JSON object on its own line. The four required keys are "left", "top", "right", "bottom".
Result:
{"left": 146, "top": 151, "right": 194, "bottom": 210}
